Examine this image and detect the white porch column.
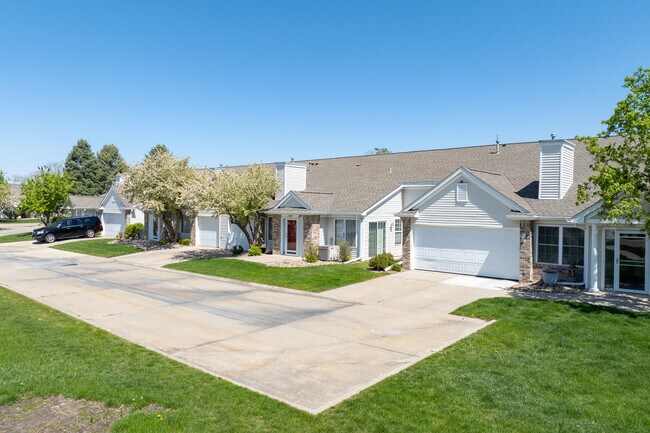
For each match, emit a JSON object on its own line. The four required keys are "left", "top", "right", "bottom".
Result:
{"left": 587, "top": 223, "right": 599, "bottom": 292}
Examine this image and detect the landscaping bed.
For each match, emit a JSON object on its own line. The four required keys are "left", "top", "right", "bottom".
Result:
{"left": 509, "top": 280, "right": 584, "bottom": 294}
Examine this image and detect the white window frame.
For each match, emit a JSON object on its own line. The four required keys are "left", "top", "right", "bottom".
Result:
{"left": 394, "top": 218, "right": 402, "bottom": 245}
{"left": 335, "top": 218, "right": 357, "bottom": 246}
{"left": 535, "top": 224, "right": 586, "bottom": 267}
{"left": 456, "top": 182, "right": 469, "bottom": 202}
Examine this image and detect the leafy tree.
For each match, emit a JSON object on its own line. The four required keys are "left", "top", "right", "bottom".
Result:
{"left": 204, "top": 164, "right": 280, "bottom": 247}
{"left": 577, "top": 67, "right": 650, "bottom": 232}
{"left": 97, "top": 144, "right": 128, "bottom": 192}
{"left": 0, "top": 170, "right": 10, "bottom": 211}
{"left": 366, "top": 147, "right": 391, "bottom": 155}
{"left": 19, "top": 165, "right": 73, "bottom": 225}
{"left": 120, "top": 149, "right": 198, "bottom": 242}
{"left": 65, "top": 139, "right": 102, "bottom": 195}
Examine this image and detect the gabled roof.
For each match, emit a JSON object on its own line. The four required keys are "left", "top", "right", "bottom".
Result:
{"left": 66, "top": 194, "right": 105, "bottom": 209}
{"left": 403, "top": 167, "right": 529, "bottom": 214}
{"left": 272, "top": 137, "right": 619, "bottom": 217}
{"left": 99, "top": 186, "right": 134, "bottom": 209}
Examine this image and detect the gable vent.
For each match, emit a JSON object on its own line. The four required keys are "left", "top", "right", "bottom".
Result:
{"left": 538, "top": 139, "right": 575, "bottom": 200}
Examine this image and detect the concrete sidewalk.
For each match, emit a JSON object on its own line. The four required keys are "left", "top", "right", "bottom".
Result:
{"left": 0, "top": 242, "right": 504, "bottom": 413}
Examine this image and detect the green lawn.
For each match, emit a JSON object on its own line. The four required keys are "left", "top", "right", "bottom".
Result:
{"left": 1, "top": 287, "right": 649, "bottom": 432}
{"left": 165, "top": 259, "right": 384, "bottom": 292}
{"left": 0, "top": 218, "right": 42, "bottom": 224}
{"left": 51, "top": 239, "right": 143, "bottom": 258}
{"left": 0, "top": 232, "right": 32, "bottom": 243}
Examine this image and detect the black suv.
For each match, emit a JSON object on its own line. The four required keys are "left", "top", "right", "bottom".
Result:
{"left": 32, "top": 216, "right": 103, "bottom": 243}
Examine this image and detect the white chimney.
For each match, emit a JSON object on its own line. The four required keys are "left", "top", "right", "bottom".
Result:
{"left": 538, "top": 139, "right": 575, "bottom": 200}
{"left": 276, "top": 162, "right": 307, "bottom": 197}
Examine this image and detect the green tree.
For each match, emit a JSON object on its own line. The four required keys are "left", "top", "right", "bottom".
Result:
{"left": 366, "top": 147, "right": 391, "bottom": 155}
{"left": 205, "top": 164, "right": 280, "bottom": 247}
{"left": 97, "top": 144, "right": 128, "bottom": 192}
{"left": 19, "top": 165, "right": 73, "bottom": 225}
{"left": 577, "top": 67, "right": 650, "bottom": 232}
{"left": 147, "top": 144, "right": 169, "bottom": 157}
{"left": 0, "top": 170, "right": 10, "bottom": 211}
{"left": 120, "top": 149, "right": 198, "bottom": 242}
{"left": 65, "top": 139, "right": 102, "bottom": 195}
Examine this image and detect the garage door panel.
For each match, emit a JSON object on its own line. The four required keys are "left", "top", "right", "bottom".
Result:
{"left": 413, "top": 225, "right": 519, "bottom": 280}
{"left": 103, "top": 213, "right": 124, "bottom": 237}
{"left": 197, "top": 216, "right": 219, "bottom": 248}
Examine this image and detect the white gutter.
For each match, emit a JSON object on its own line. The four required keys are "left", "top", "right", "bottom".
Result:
{"left": 506, "top": 214, "right": 571, "bottom": 221}
{"left": 264, "top": 210, "right": 363, "bottom": 216}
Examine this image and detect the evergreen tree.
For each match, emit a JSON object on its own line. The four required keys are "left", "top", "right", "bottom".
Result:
{"left": 97, "top": 144, "right": 128, "bottom": 192}
{"left": 147, "top": 144, "right": 169, "bottom": 157}
{"left": 64, "top": 139, "right": 103, "bottom": 195}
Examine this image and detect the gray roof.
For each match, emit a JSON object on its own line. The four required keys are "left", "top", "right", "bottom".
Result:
{"left": 67, "top": 194, "right": 105, "bottom": 209}
{"left": 278, "top": 137, "right": 619, "bottom": 217}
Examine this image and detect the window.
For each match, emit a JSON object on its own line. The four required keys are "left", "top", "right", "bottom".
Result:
{"left": 335, "top": 219, "right": 356, "bottom": 246}
{"left": 394, "top": 219, "right": 402, "bottom": 245}
{"left": 456, "top": 183, "right": 468, "bottom": 202}
{"left": 562, "top": 227, "right": 585, "bottom": 266}
{"left": 181, "top": 214, "right": 192, "bottom": 234}
{"left": 536, "top": 225, "right": 585, "bottom": 266}
{"left": 537, "top": 226, "right": 559, "bottom": 263}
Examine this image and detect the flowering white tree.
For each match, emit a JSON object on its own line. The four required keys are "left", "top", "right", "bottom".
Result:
{"left": 120, "top": 149, "right": 202, "bottom": 242}
{"left": 204, "top": 164, "right": 279, "bottom": 247}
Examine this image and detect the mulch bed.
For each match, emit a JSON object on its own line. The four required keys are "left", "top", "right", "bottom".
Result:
{"left": 509, "top": 280, "right": 584, "bottom": 294}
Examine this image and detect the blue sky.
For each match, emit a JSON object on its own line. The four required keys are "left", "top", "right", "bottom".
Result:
{"left": 1, "top": 1, "right": 649, "bottom": 177}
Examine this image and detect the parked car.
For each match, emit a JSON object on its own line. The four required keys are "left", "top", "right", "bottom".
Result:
{"left": 32, "top": 216, "right": 103, "bottom": 243}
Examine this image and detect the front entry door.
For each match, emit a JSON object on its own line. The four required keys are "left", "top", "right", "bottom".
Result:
{"left": 285, "top": 219, "right": 298, "bottom": 255}
{"left": 615, "top": 232, "right": 647, "bottom": 293}
{"left": 368, "top": 221, "right": 386, "bottom": 257}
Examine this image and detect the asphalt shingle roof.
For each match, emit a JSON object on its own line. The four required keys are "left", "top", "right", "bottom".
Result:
{"left": 283, "top": 138, "right": 618, "bottom": 217}
{"left": 67, "top": 194, "right": 105, "bottom": 209}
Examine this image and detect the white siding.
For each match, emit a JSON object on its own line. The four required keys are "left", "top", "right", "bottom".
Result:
{"left": 539, "top": 141, "right": 575, "bottom": 199}
{"left": 402, "top": 186, "right": 433, "bottom": 208}
{"left": 539, "top": 143, "right": 561, "bottom": 199}
{"left": 102, "top": 191, "right": 122, "bottom": 214}
{"left": 131, "top": 209, "right": 145, "bottom": 225}
{"left": 320, "top": 217, "right": 336, "bottom": 246}
{"left": 283, "top": 163, "right": 307, "bottom": 194}
{"left": 361, "top": 192, "right": 404, "bottom": 259}
{"left": 276, "top": 163, "right": 307, "bottom": 196}
{"left": 560, "top": 144, "right": 574, "bottom": 198}
{"left": 218, "top": 215, "right": 230, "bottom": 248}
{"left": 416, "top": 177, "right": 517, "bottom": 229}
{"left": 282, "top": 196, "right": 306, "bottom": 208}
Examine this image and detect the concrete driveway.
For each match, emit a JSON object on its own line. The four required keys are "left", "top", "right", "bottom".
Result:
{"left": 0, "top": 242, "right": 508, "bottom": 413}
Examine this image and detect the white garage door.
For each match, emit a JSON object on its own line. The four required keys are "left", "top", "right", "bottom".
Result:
{"left": 197, "top": 216, "right": 219, "bottom": 247}
{"left": 103, "top": 213, "right": 125, "bottom": 237}
{"left": 413, "top": 225, "right": 519, "bottom": 280}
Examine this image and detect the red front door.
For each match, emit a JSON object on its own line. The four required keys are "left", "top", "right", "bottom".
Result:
{"left": 286, "top": 219, "right": 297, "bottom": 253}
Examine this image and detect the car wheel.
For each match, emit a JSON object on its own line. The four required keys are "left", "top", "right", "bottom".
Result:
{"left": 44, "top": 233, "right": 56, "bottom": 243}
{"left": 85, "top": 229, "right": 95, "bottom": 238}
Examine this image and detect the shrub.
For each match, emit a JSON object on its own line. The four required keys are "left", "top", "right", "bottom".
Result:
{"left": 230, "top": 245, "right": 244, "bottom": 256}
{"left": 248, "top": 245, "right": 262, "bottom": 256}
{"left": 124, "top": 222, "right": 144, "bottom": 240}
{"left": 337, "top": 240, "right": 352, "bottom": 262}
{"left": 369, "top": 252, "right": 395, "bottom": 271}
{"left": 179, "top": 238, "right": 191, "bottom": 246}
{"left": 116, "top": 232, "right": 125, "bottom": 241}
{"left": 305, "top": 243, "right": 319, "bottom": 263}
{"left": 390, "top": 263, "right": 402, "bottom": 272}
{"left": 159, "top": 239, "right": 169, "bottom": 246}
